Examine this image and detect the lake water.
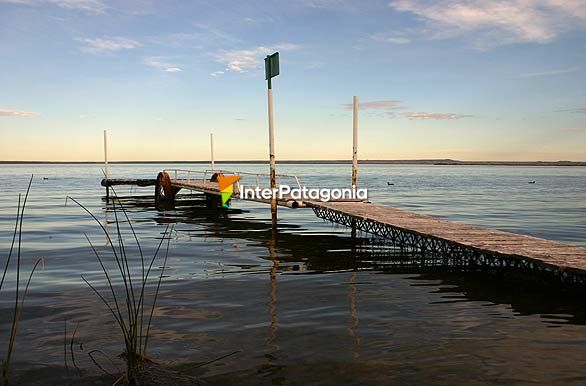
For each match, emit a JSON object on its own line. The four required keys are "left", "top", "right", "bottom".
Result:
{"left": 1, "top": 163, "right": 586, "bottom": 385}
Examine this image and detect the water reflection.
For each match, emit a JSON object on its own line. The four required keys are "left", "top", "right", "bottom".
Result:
{"left": 3, "top": 191, "right": 586, "bottom": 385}
{"left": 266, "top": 229, "right": 279, "bottom": 350}
{"left": 347, "top": 271, "right": 360, "bottom": 360}
{"left": 153, "top": 194, "right": 586, "bottom": 326}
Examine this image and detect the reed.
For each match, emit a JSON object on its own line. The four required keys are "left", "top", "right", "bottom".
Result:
{"left": 69, "top": 188, "right": 172, "bottom": 385}
{"left": 1, "top": 176, "right": 44, "bottom": 386}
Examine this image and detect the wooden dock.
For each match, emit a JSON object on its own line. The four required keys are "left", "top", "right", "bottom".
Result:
{"left": 308, "top": 201, "right": 586, "bottom": 276}
{"left": 101, "top": 169, "right": 586, "bottom": 287}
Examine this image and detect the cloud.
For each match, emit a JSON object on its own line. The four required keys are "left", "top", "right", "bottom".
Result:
{"left": 296, "top": 0, "right": 352, "bottom": 8}
{"left": 519, "top": 67, "right": 578, "bottom": 77}
{"left": 561, "top": 127, "right": 586, "bottom": 132}
{"left": 402, "top": 111, "right": 473, "bottom": 120}
{"left": 566, "top": 107, "right": 586, "bottom": 113}
{"left": 0, "top": 108, "right": 39, "bottom": 117}
{"left": 340, "top": 99, "right": 403, "bottom": 110}
{"left": 558, "top": 107, "right": 586, "bottom": 113}
{"left": 339, "top": 99, "right": 473, "bottom": 120}
{"left": 144, "top": 57, "right": 183, "bottom": 72}
{"left": 214, "top": 43, "right": 300, "bottom": 73}
{"left": 2, "top": 0, "right": 107, "bottom": 13}
{"left": 389, "top": 0, "right": 586, "bottom": 49}
{"left": 49, "top": 0, "right": 106, "bottom": 14}
{"left": 305, "top": 62, "right": 325, "bottom": 70}
{"left": 0, "top": 0, "right": 35, "bottom": 4}
{"left": 77, "top": 37, "right": 141, "bottom": 54}
{"left": 210, "top": 70, "right": 224, "bottom": 77}
{"left": 369, "top": 32, "right": 411, "bottom": 44}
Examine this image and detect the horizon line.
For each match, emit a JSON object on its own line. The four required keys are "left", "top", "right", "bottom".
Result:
{"left": 1, "top": 159, "right": 586, "bottom": 166}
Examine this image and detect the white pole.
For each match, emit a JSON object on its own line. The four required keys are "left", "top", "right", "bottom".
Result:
{"left": 352, "top": 96, "right": 359, "bottom": 188}
{"left": 268, "top": 88, "right": 277, "bottom": 226}
{"left": 210, "top": 132, "right": 215, "bottom": 171}
{"left": 103, "top": 129, "right": 110, "bottom": 199}
{"left": 103, "top": 129, "right": 109, "bottom": 180}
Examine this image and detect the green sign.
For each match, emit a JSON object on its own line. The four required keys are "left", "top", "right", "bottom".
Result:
{"left": 265, "top": 52, "right": 280, "bottom": 80}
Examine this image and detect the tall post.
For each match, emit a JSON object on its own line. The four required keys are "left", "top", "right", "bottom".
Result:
{"left": 103, "top": 129, "right": 110, "bottom": 200}
{"left": 351, "top": 97, "right": 359, "bottom": 239}
{"left": 210, "top": 132, "right": 215, "bottom": 171}
{"left": 352, "top": 96, "right": 359, "bottom": 188}
{"left": 268, "top": 84, "right": 277, "bottom": 227}
{"left": 265, "top": 52, "right": 280, "bottom": 228}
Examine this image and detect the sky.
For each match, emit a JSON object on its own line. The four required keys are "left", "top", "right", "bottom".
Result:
{"left": 0, "top": 0, "right": 585, "bottom": 162}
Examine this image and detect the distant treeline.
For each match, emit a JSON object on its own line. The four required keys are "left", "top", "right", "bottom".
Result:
{"left": 1, "top": 159, "right": 586, "bottom": 166}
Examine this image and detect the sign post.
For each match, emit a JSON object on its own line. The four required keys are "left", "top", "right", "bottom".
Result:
{"left": 265, "top": 52, "right": 280, "bottom": 228}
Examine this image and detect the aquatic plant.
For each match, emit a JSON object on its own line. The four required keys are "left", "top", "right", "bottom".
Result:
{"left": 68, "top": 189, "right": 172, "bottom": 385}
{"left": 1, "top": 176, "right": 44, "bottom": 386}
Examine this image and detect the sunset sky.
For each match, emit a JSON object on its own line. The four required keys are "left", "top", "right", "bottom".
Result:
{"left": 1, "top": 0, "right": 585, "bottom": 161}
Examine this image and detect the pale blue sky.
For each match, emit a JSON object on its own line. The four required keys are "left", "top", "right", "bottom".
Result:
{"left": 0, "top": 0, "right": 585, "bottom": 161}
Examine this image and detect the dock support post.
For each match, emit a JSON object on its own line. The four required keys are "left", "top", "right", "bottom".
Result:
{"left": 210, "top": 132, "right": 215, "bottom": 171}
{"left": 352, "top": 96, "right": 358, "bottom": 188}
{"left": 103, "top": 129, "right": 110, "bottom": 200}
{"left": 351, "top": 96, "right": 359, "bottom": 238}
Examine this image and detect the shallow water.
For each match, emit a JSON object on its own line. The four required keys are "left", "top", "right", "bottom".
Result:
{"left": 1, "top": 163, "right": 586, "bottom": 385}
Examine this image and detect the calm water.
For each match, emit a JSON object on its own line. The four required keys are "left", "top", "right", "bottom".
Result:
{"left": 1, "top": 163, "right": 586, "bottom": 385}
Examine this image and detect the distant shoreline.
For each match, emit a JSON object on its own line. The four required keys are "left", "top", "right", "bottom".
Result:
{"left": 1, "top": 159, "right": 586, "bottom": 166}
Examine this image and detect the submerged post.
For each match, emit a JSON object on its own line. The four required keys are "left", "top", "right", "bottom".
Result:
{"left": 352, "top": 96, "right": 358, "bottom": 188}
{"left": 103, "top": 129, "right": 110, "bottom": 199}
{"left": 265, "top": 52, "right": 280, "bottom": 228}
{"left": 210, "top": 132, "right": 215, "bottom": 171}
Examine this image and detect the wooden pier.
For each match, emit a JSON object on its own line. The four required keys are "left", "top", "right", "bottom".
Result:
{"left": 100, "top": 168, "right": 586, "bottom": 287}
{"left": 308, "top": 201, "right": 586, "bottom": 286}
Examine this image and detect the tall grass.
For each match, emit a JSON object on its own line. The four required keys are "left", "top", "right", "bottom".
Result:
{"left": 1, "top": 176, "right": 44, "bottom": 386}
{"left": 68, "top": 188, "right": 172, "bottom": 385}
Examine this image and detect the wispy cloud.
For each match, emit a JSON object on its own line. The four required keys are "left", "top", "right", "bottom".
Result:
{"left": 0, "top": 0, "right": 35, "bottom": 4}
{"left": 561, "top": 127, "right": 586, "bottom": 132}
{"left": 297, "top": 0, "right": 352, "bottom": 8}
{"left": 0, "top": 108, "right": 39, "bottom": 117}
{"left": 570, "top": 107, "right": 586, "bottom": 113}
{"left": 369, "top": 32, "right": 411, "bottom": 44}
{"left": 210, "top": 70, "right": 224, "bottom": 77}
{"left": 389, "top": 0, "right": 586, "bottom": 49}
{"left": 340, "top": 100, "right": 403, "bottom": 110}
{"left": 519, "top": 67, "right": 578, "bottom": 77}
{"left": 402, "top": 111, "right": 473, "bottom": 120}
{"left": 339, "top": 99, "right": 472, "bottom": 120}
{"left": 49, "top": 0, "right": 106, "bottom": 14}
{"left": 559, "top": 107, "right": 586, "bottom": 113}
{"left": 214, "top": 43, "right": 300, "bottom": 73}
{"left": 77, "top": 37, "right": 141, "bottom": 54}
{"left": 144, "top": 57, "right": 182, "bottom": 73}
{"left": 242, "top": 16, "right": 274, "bottom": 25}
{"left": 2, "top": 0, "right": 107, "bottom": 14}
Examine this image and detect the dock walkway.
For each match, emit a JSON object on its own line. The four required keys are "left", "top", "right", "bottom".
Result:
{"left": 101, "top": 170, "right": 586, "bottom": 287}
{"left": 309, "top": 201, "right": 586, "bottom": 285}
